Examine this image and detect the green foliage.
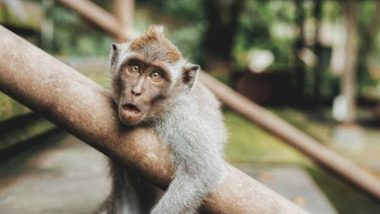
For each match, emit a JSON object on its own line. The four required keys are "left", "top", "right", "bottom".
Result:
{"left": 49, "top": 4, "right": 112, "bottom": 56}
{"left": 135, "top": 0, "right": 204, "bottom": 61}
{"left": 0, "top": 93, "right": 30, "bottom": 121}
{"left": 234, "top": 1, "right": 296, "bottom": 69}
{"left": 356, "top": 2, "right": 380, "bottom": 98}
{"left": 35, "top": 0, "right": 380, "bottom": 100}
{"left": 308, "top": 167, "right": 380, "bottom": 214}
{"left": 138, "top": 0, "right": 203, "bottom": 22}
{"left": 0, "top": 119, "right": 55, "bottom": 150}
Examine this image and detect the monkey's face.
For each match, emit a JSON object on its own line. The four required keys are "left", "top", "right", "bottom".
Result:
{"left": 110, "top": 25, "right": 200, "bottom": 125}
{"left": 116, "top": 58, "right": 172, "bottom": 125}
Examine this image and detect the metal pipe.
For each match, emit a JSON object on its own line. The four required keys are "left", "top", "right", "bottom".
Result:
{"left": 112, "top": 0, "right": 136, "bottom": 42}
{"left": 58, "top": 0, "right": 137, "bottom": 40}
{"left": 0, "top": 26, "right": 307, "bottom": 214}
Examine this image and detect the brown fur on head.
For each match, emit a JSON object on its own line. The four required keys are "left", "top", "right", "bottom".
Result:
{"left": 129, "top": 25, "right": 182, "bottom": 63}
{"left": 110, "top": 25, "right": 200, "bottom": 125}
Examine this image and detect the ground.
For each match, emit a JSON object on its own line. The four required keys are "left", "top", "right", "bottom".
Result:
{"left": 0, "top": 132, "right": 337, "bottom": 214}
{"left": 0, "top": 133, "right": 109, "bottom": 214}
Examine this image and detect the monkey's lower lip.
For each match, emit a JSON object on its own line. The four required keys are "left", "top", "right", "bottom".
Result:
{"left": 122, "top": 104, "right": 141, "bottom": 115}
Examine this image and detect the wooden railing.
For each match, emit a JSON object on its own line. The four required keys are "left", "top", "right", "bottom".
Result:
{"left": 0, "top": 26, "right": 307, "bottom": 213}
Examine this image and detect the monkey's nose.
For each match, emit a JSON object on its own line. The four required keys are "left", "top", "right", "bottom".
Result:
{"left": 131, "top": 88, "right": 142, "bottom": 96}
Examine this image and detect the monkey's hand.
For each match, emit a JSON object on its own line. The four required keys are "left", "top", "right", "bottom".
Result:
{"left": 150, "top": 158, "right": 224, "bottom": 214}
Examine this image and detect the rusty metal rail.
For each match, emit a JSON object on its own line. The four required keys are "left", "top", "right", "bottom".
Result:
{"left": 56, "top": 0, "right": 380, "bottom": 201}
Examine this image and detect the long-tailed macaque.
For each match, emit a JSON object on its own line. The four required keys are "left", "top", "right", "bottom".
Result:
{"left": 98, "top": 25, "right": 226, "bottom": 214}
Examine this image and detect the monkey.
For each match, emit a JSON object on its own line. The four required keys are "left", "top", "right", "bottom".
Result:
{"left": 97, "top": 25, "right": 227, "bottom": 214}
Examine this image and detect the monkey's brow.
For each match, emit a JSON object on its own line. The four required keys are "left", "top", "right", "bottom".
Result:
{"left": 122, "top": 57, "right": 169, "bottom": 72}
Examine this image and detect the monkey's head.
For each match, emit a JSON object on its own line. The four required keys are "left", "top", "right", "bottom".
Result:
{"left": 109, "top": 25, "right": 200, "bottom": 125}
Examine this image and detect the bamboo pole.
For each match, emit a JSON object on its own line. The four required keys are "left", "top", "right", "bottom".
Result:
{"left": 0, "top": 26, "right": 307, "bottom": 214}
{"left": 55, "top": 0, "right": 380, "bottom": 200}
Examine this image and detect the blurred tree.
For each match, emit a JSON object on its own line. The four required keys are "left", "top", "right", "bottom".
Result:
{"left": 50, "top": 2, "right": 112, "bottom": 56}
{"left": 136, "top": 0, "right": 204, "bottom": 61}
{"left": 234, "top": 1, "right": 296, "bottom": 67}
{"left": 201, "top": 0, "right": 245, "bottom": 73}
{"left": 36, "top": 0, "right": 380, "bottom": 108}
{"left": 293, "top": 0, "right": 306, "bottom": 104}
{"left": 356, "top": 1, "right": 380, "bottom": 97}
{"left": 313, "top": 0, "right": 323, "bottom": 107}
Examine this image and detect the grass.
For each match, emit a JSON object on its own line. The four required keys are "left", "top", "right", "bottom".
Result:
{"left": 0, "top": 119, "right": 56, "bottom": 150}
{"left": 224, "top": 110, "right": 308, "bottom": 165}
{"left": 272, "top": 108, "right": 334, "bottom": 144}
{"left": 308, "top": 167, "right": 380, "bottom": 214}
{"left": 0, "top": 93, "right": 31, "bottom": 121}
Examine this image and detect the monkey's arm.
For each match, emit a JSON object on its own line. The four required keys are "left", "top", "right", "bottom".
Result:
{"left": 151, "top": 157, "right": 224, "bottom": 214}
{"left": 151, "top": 95, "right": 225, "bottom": 214}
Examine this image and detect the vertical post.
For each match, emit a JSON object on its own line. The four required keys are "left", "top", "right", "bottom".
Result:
{"left": 113, "top": 0, "right": 135, "bottom": 42}
{"left": 341, "top": 0, "right": 358, "bottom": 124}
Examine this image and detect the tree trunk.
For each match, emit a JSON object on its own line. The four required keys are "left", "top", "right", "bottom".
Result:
{"left": 341, "top": 0, "right": 358, "bottom": 124}
{"left": 202, "top": 0, "right": 245, "bottom": 73}
{"left": 313, "top": 0, "right": 323, "bottom": 107}
{"left": 293, "top": 0, "right": 306, "bottom": 105}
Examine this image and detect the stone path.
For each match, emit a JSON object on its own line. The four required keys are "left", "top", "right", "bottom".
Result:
{"left": 0, "top": 134, "right": 109, "bottom": 214}
{"left": 238, "top": 164, "right": 337, "bottom": 214}
{"left": 0, "top": 133, "right": 337, "bottom": 214}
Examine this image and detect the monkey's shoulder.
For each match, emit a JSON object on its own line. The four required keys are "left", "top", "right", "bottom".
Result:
{"left": 188, "top": 81, "right": 220, "bottom": 109}
{"left": 165, "top": 81, "right": 224, "bottom": 128}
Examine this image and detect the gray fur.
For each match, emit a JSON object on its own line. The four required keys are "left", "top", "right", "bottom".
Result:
{"left": 96, "top": 162, "right": 161, "bottom": 214}
{"left": 150, "top": 79, "right": 226, "bottom": 214}
{"left": 99, "top": 80, "right": 227, "bottom": 214}
{"left": 99, "top": 29, "right": 227, "bottom": 214}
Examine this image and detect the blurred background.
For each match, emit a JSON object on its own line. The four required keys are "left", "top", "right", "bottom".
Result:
{"left": 0, "top": 0, "right": 380, "bottom": 213}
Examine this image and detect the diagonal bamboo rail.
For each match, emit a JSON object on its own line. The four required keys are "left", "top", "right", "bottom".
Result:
{"left": 0, "top": 26, "right": 307, "bottom": 214}
{"left": 56, "top": 0, "right": 380, "bottom": 201}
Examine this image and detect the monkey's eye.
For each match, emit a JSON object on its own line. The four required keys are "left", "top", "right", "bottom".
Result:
{"left": 128, "top": 64, "right": 140, "bottom": 74}
{"left": 149, "top": 70, "right": 163, "bottom": 81}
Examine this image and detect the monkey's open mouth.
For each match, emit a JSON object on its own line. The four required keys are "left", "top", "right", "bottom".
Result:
{"left": 119, "top": 103, "right": 144, "bottom": 125}
{"left": 122, "top": 103, "right": 141, "bottom": 115}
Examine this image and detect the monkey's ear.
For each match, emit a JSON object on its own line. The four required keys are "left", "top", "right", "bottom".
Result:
{"left": 110, "top": 43, "right": 120, "bottom": 67}
{"left": 111, "top": 43, "right": 120, "bottom": 54}
{"left": 183, "top": 63, "right": 200, "bottom": 88}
